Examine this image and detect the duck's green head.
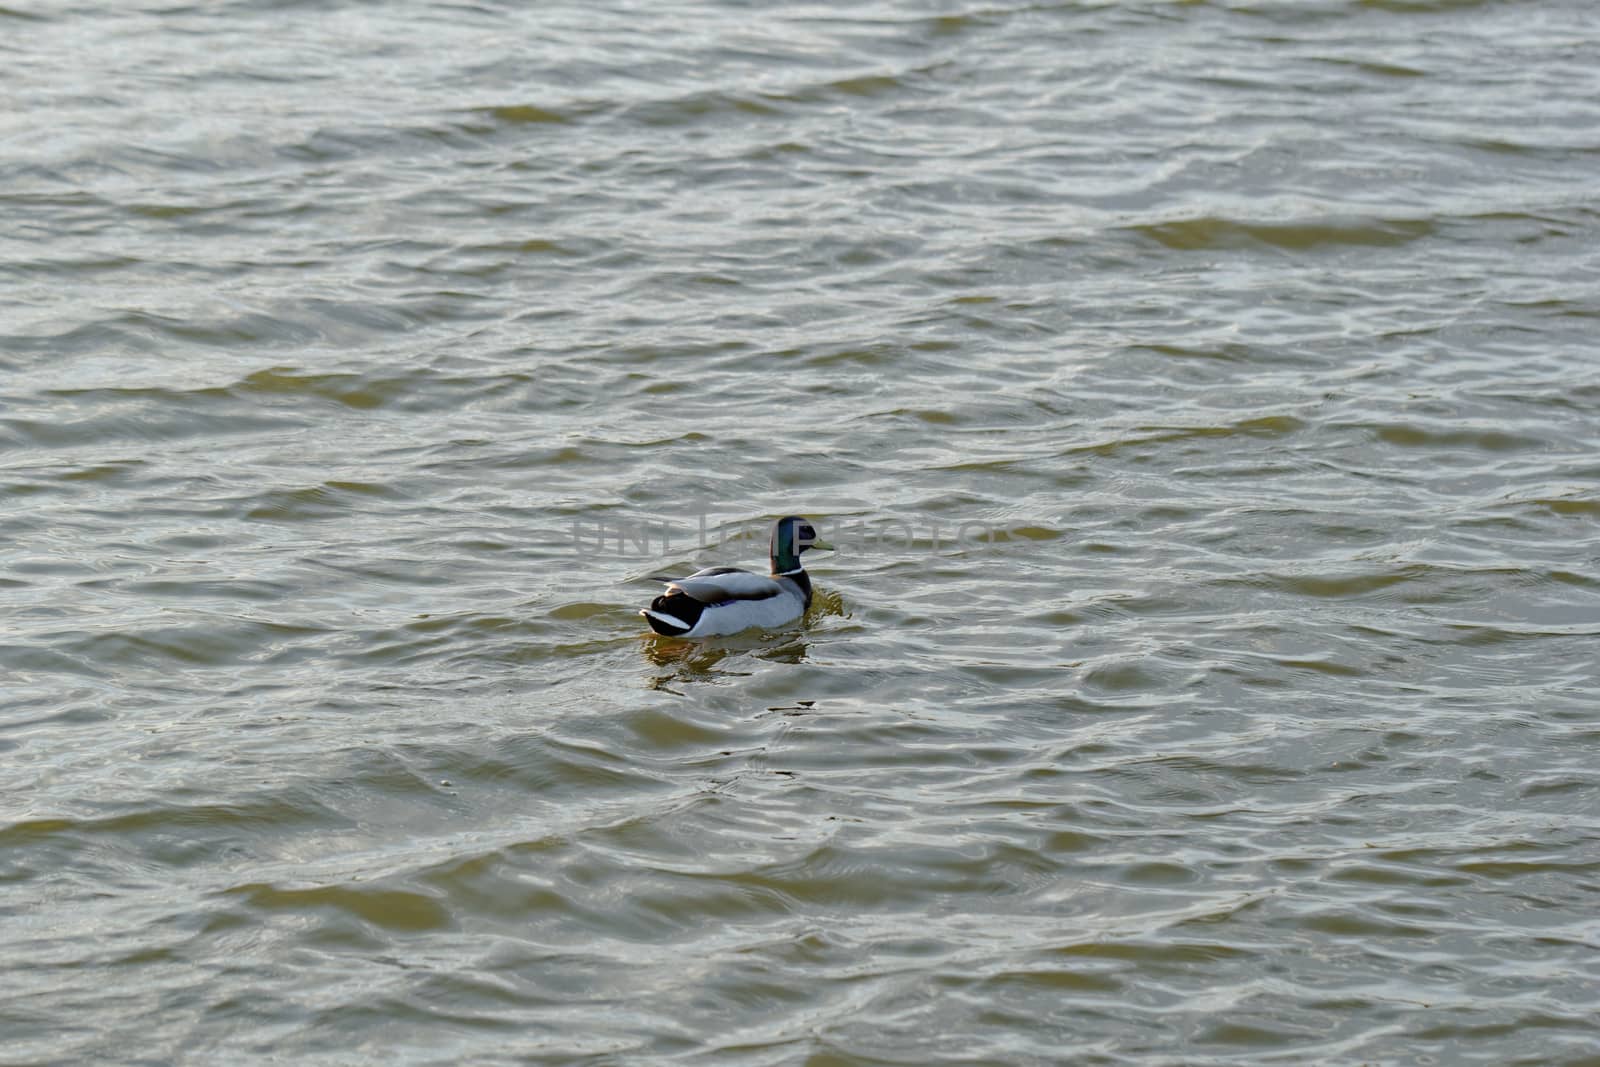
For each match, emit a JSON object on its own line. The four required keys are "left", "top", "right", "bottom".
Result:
{"left": 770, "top": 515, "right": 832, "bottom": 574}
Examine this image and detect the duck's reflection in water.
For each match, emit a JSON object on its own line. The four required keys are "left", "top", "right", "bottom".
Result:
{"left": 641, "top": 632, "right": 810, "bottom": 692}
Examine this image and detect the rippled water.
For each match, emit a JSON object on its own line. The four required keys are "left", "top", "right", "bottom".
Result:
{"left": 5, "top": 0, "right": 1600, "bottom": 1063}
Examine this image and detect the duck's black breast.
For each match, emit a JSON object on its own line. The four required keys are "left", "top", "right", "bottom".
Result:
{"left": 786, "top": 570, "right": 813, "bottom": 612}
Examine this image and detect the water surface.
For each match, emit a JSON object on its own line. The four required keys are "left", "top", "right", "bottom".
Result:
{"left": 3, "top": 1, "right": 1599, "bottom": 1063}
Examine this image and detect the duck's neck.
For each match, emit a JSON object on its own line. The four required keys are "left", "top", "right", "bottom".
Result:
{"left": 770, "top": 524, "right": 812, "bottom": 609}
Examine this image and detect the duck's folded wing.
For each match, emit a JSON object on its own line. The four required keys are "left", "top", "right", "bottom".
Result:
{"left": 656, "top": 566, "right": 783, "bottom": 604}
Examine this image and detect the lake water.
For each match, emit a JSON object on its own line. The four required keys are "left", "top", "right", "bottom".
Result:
{"left": 3, "top": 1, "right": 1599, "bottom": 1063}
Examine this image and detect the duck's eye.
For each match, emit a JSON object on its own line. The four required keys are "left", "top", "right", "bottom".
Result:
{"left": 800, "top": 524, "right": 816, "bottom": 541}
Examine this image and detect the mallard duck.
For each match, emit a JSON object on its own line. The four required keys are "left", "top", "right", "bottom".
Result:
{"left": 641, "top": 515, "right": 832, "bottom": 637}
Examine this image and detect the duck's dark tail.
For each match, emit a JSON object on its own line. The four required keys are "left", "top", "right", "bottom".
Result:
{"left": 641, "top": 591, "right": 702, "bottom": 636}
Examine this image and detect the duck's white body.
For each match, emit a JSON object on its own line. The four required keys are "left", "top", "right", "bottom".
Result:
{"left": 641, "top": 567, "right": 811, "bottom": 637}
{"left": 641, "top": 516, "right": 828, "bottom": 638}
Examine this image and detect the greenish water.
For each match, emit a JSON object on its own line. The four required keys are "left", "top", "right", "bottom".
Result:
{"left": 3, "top": 1, "right": 1599, "bottom": 1064}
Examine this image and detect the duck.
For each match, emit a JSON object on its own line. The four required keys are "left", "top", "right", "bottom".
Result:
{"left": 641, "top": 515, "right": 832, "bottom": 637}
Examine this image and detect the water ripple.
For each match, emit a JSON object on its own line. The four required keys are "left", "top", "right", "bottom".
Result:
{"left": 4, "top": 0, "right": 1600, "bottom": 1063}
